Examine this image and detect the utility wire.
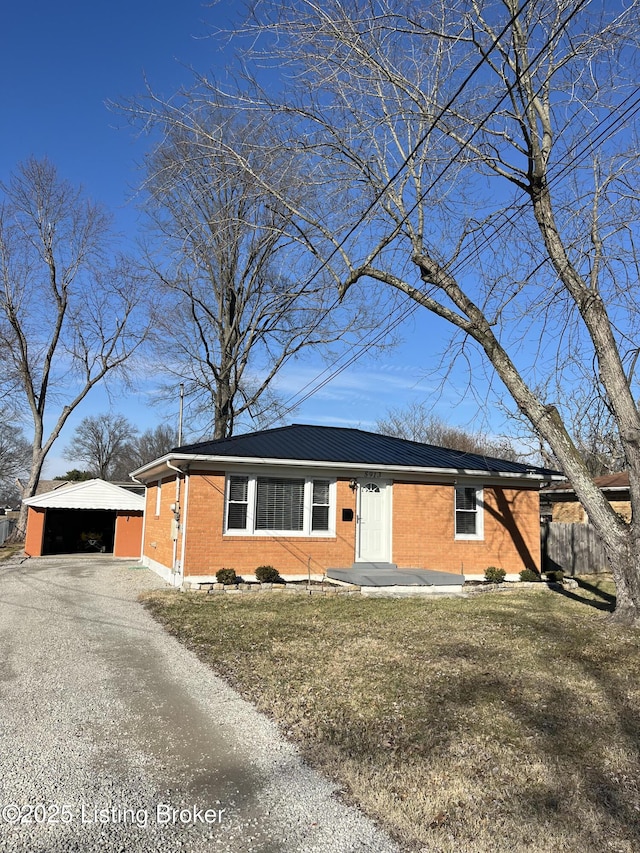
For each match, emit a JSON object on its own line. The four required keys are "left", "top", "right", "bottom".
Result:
{"left": 263, "top": 0, "right": 630, "bottom": 421}
{"left": 279, "top": 86, "right": 640, "bottom": 415}
{"left": 240, "top": 0, "right": 535, "bottom": 424}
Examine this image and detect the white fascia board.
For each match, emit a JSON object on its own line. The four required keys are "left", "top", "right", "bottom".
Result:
{"left": 130, "top": 454, "right": 180, "bottom": 481}
{"left": 135, "top": 453, "right": 560, "bottom": 485}
{"left": 544, "top": 485, "right": 628, "bottom": 495}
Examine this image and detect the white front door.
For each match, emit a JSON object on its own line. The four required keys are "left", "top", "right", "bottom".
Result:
{"left": 356, "top": 480, "right": 390, "bottom": 562}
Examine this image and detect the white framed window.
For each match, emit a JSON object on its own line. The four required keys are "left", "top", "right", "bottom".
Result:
{"left": 455, "top": 484, "right": 484, "bottom": 540}
{"left": 311, "top": 479, "right": 331, "bottom": 531}
{"left": 227, "top": 475, "right": 249, "bottom": 529}
{"left": 225, "top": 474, "right": 335, "bottom": 536}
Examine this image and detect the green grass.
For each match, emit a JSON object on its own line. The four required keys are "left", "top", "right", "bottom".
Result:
{"left": 141, "top": 578, "right": 640, "bottom": 852}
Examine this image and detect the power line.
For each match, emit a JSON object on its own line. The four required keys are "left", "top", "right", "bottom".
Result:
{"left": 243, "top": 0, "right": 535, "bottom": 422}
{"left": 265, "top": 0, "right": 631, "bottom": 421}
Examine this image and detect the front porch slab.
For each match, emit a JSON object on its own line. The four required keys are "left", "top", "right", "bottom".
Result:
{"left": 327, "top": 565, "right": 465, "bottom": 588}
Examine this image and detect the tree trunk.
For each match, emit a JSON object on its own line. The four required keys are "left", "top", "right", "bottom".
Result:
{"left": 13, "top": 447, "right": 46, "bottom": 542}
{"left": 600, "top": 530, "right": 640, "bottom": 626}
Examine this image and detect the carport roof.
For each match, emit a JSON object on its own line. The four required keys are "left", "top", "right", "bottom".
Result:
{"left": 23, "top": 479, "right": 145, "bottom": 511}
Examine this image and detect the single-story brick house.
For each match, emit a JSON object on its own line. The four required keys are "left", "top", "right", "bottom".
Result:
{"left": 542, "top": 472, "right": 631, "bottom": 523}
{"left": 131, "top": 424, "right": 561, "bottom": 587}
{"left": 24, "top": 479, "right": 145, "bottom": 557}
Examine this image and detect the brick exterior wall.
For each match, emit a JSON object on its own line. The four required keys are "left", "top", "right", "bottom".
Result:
{"left": 141, "top": 471, "right": 542, "bottom": 579}
{"left": 552, "top": 498, "right": 631, "bottom": 524}
{"left": 181, "top": 472, "right": 357, "bottom": 577}
{"left": 552, "top": 502, "right": 586, "bottom": 523}
{"left": 393, "top": 481, "right": 541, "bottom": 575}
{"left": 143, "top": 476, "right": 180, "bottom": 570}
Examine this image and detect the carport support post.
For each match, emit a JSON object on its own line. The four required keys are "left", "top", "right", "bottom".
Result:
{"left": 24, "top": 507, "right": 46, "bottom": 556}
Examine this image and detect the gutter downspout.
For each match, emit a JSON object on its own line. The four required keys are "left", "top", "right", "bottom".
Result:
{"left": 179, "top": 466, "right": 190, "bottom": 586}
{"left": 166, "top": 459, "right": 184, "bottom": 587}
{"left": 129, "top": 474, "right": 147, "bottom": 564}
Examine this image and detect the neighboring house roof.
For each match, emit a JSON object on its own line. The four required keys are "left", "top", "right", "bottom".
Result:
{"left": 542, "top": 472, "right": 630, "bottom": 495}
{"left": 133, "top": 424, "right": 561, "bottom": 481}
{"left": 16, "top": 479, "right": 74, "bottom": 496}
{"left": 23, "top": 479, "right": 145, "bottom": 511}
{"left": 110, "top": 481, "right": 145, "bottom": 497}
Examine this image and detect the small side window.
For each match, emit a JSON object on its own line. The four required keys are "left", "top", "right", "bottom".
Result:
{"left": 227, "top": 476, "right": 249, "bottom": 530}
{"left": 455, "top": 484, "right": 483, "bottom": 539}
{"left": 311, "top": 480, "right": 330, "bottom": 531}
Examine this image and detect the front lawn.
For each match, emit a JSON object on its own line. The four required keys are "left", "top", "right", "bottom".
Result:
{"left": 141, "top": 579, "right": 640, "bottom": 852}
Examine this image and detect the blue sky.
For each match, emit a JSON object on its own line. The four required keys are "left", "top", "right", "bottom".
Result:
{"left": 1, "top": 1, "right": 505, "bottom": 476}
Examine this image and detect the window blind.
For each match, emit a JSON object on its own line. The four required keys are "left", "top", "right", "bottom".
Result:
{"left": 255, "top": 477, "right": 305, "bottom": 530}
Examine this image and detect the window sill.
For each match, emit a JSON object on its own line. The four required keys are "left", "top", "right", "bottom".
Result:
{"left": 224, "top": 531, "right": 336, "bottom": 539}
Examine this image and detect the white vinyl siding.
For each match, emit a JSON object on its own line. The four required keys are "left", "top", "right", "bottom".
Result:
{"left": 225, "top": 474, "right": 335, "bottom": 536}
{"left": 455, "top": 484, "right": 484, "bottom": 540}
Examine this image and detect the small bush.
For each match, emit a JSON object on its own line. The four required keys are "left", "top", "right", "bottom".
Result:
{"left": 216, "top": 568, "right": 239, "bottom": 585}
{"left": 545, "top": 570, "right": 565, "bottom": 584}
{"left": 255, "top": 565, "right": 283, "bottom": 584}
{"left": 519, "top": 568, "right": 540, "bottom": 582}
{"left": 484, "top": 566, "right": 506, "bottom": 584}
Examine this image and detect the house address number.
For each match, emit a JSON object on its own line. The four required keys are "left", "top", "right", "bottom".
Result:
{"left": 363, "top": 471, "right": 383, "bottom": 478}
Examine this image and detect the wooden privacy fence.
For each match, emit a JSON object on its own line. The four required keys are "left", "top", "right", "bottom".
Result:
{"left": 541, "top": 521, "right": 610, "bottom": 576}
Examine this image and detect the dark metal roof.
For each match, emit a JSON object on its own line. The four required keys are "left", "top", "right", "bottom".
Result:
{"left": 173, "top": 424, "right": 558, "bottom": 477}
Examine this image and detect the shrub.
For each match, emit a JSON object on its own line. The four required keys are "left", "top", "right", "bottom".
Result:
{"left": 255, "top": 565, "right": 283, "bottom": 584}
{"left": 484, "top": 566, "right": 506, "bottom": 584}
{"left": 519, "top": 568, "right": 540, "bottom": 582}
{"left": 545, "top": 570, "right": 565, "bottom": 584}
{"left": 216, "top": 568, "right": 239, "bottom": 585}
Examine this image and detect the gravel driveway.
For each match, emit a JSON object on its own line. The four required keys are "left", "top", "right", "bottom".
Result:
{"left": 0, "top": 555, "right": 400, "bottom": 853}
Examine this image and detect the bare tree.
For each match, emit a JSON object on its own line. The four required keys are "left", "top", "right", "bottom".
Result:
{"left": 135, "top": 104, "right": 385, "bottom": 438}
{"left": 0, "top": 158, "right": 151, "bottom": 535}
{"left": 216, "top": 0, "right": 640, "bottom": 621}
{"left": 129, "top": 423, "right": 178, "bottom": 468}
{"left": 0, "top": 412, "right": 31, "bottom": 506}
{"left": 65, "top": 417, "right": 178, "bottom": 480}
{"left": 64, "top": 413, "right": 138, "bottom": 480}
{"left": 376, "top": 403, "right": 519, "bottom": 460}
{"left": 570, "top": 392, "right": 627, "bottom": 478}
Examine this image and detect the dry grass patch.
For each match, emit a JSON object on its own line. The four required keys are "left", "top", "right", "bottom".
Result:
{"left": 141, "top": 579, "right": 640, "bottom": 852}
{"left": 0, "top": 543, "right": 23, "bottom": 561}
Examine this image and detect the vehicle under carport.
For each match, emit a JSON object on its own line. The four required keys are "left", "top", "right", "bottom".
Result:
{"left": 42, "top": 507, "right": 118, "bottom": 554}
{"left": 23, "top": 479, "right": 145, "bottom": 558}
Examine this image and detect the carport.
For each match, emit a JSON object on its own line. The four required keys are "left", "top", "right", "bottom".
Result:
{"left": 23, "top": 479, "right": 144, "bottom": 558}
